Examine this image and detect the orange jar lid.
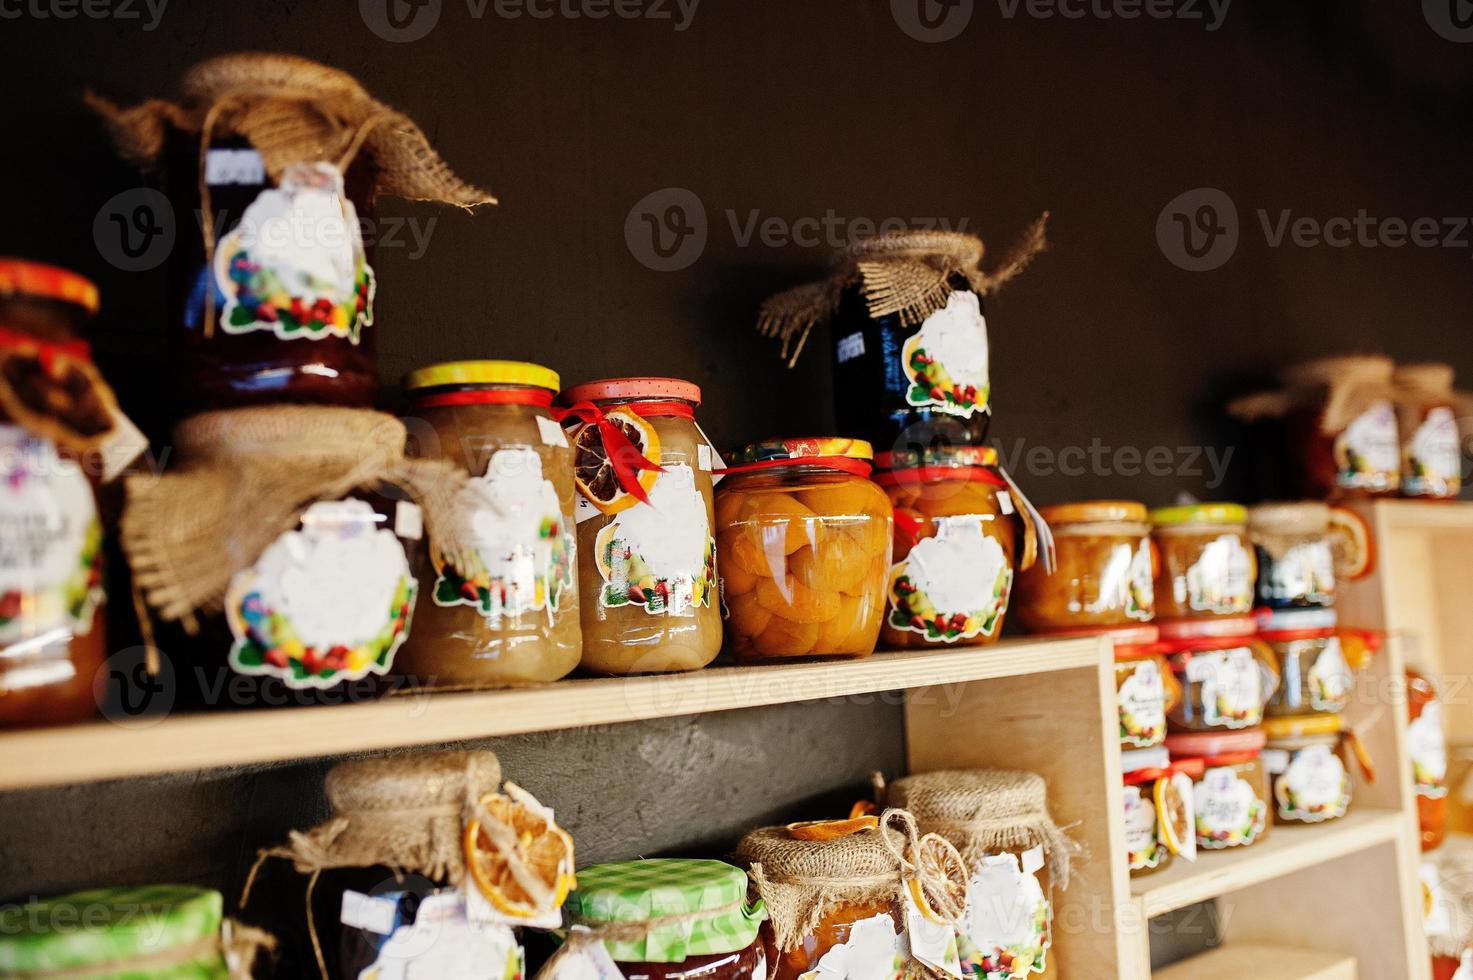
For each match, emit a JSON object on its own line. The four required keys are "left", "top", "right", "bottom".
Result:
{"left": 0, "top": 258, "right": 99, "bottom": 314}
{"left": 561, "top": 377, "right": 702, "bottom": 405}
{"left": 1039, "top": 500, "right": 1148, "bottom": 525}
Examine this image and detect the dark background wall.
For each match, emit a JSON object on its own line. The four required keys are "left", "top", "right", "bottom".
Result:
{"left": 0, "top": 0, "right": 1470, "bottom": 972}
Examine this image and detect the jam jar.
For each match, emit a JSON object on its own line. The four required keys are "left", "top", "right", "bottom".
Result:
{"left": 1407, "top": 667, "right": 1449, "bottom": 850}
{"left": 561, "top": 378, "right": 720, "bottom": 675}
{"left": 1162, "top": 617, "right": 1279, "bottom": 733}
{"left": 1121, "top": 747, "right": 1197, "bottom": 878}
{"left": 1150, "top": 504, "right": 1256, "bottom": 621}
{"left": 1248, "top": 502, "right": 1336, "bottom": 609}
{"left": 1281, "top": 355, "right": 1402, "bottom": 499}
{"left": 1261, "top": 714, "right": 1360, "bottom": 825}
{"left": 1014, "top": 501, "right": 1154, "bottom": 632}
{"left": 875, "top": 446, "right": 1037, "bottom": 649}
{"left": 1259, "top": 608, "right": 1353, "bottom": 718}
{"left": 1394, "top": 363, "right": 1463, "bottom": 500}
{"left": 1112, "top": 629, "right": 1181, "bottom": 750}
{"left": 395, "top": 361, "right": 581, "bottom": 689}
{"left": 1165, "top": 729, "right": 1271, "bottom": 850}
{"left": 332, "top": 881, "right": 524, "bottom": 979}
{"left": 563, "top": 860, "right": 768, "bottom": 979}
{"left": 715, "top": 439, "right": 891, "bottom": 661}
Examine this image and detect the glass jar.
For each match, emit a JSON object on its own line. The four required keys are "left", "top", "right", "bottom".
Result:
{"left": 561, "top": 378, "right": 720, "bottom": 675}
{"left": 1395, "top": 364, "right": 1463, "bottom": 500}
{"left": 1162, "top": 617, "right": 1279, "bottom": 733}
{"left": 1165, "top": 729, "right": 1271, "bottom": 850}
{"left": 1150, "top": 504, "right": 1256, "bottom": 620}
{"left": 1113, "top": 631, "right": 1181, "bottom": 750}
{"left": 0, "top": 258, "right": 99, "bottom": 339}
{"left": 765, "top": 899, "right": 904, "bottom": 980}
{"left": 1122, "top": 747, "right": 1197, "bottom": 878}
{"left": 1248, "top": 502, "right": 1336, "bottom": 609}
{"left": 1259, "top": 608, "right": 1353, "bottom": 718}
{"left": 1015, "top": 500, "right": 1154, "bottom": 632}
{"left": 1408, "top": 668, "right": 1449, "bottom": 851}
{"left": 1261, "top": 714, "right": 1356, "bottom": 825}
{"left": 395, "top": 361, "right": 581, "bottom": 688}
{"left": 564, "top": 859, "right": 768, "bottom": 980}
{"left": 715, "top": 439, "right": 890, "bottom": 661}
{"left": 1280, "top": 355, "right": 1402, "bottom": 499}
{"left": 331, "top": 879, "right": 525, "bottom": 979}
{"left": 875, "top": 446, "right": 1034, "bottom": 649}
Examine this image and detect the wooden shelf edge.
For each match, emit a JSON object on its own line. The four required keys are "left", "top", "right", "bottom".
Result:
{"left": 1366, "top": 498, "right": 1473, "bottom": 531}
{"left": 1133, "top": 808, "right": 1405, "bottom": 917}
{"left": 0, "top": 635, "right": 1102, "bottom": 792}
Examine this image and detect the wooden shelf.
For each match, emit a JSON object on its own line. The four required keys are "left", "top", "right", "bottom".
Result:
{"left": 1154, "top": 943, "right": 1357, "bottom": 979}
{"left": 0, "top": 635, "right": 1100, "bottom": 792}
{"left": 1133, "top": 809, "right": 1406, "bottom": 916}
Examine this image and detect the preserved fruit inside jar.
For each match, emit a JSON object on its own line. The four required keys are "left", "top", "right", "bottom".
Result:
{"left": 1111, "top": 631, "right": 1180, "bottom": 750}
{"left": 1165, "top": 729, "right": 1271, "bottom": 850}
{"left": 1260, "top": 608, "right": 1353, "bottom": 718}
{"left": 715, "top": 439, "right": 890, "bottom": 661}
{"left": 1261, "top": 714, "right": 1360, "bottom": 825}
{"left": 562, "top": 378, "right": 720, "bottom": 674}
{"left": 876, "top": 447, "right": 1037, "bottom": 649}
{"left": 765, "top": 899, "right": 904, "bottom": 980}
{"left": 1015, "top": 500, "right": 1154, "bottom": 632}
{"left": 1407, "top": 667, "right": 1449, "bottom": 850}
{"left": 1150, "top": 504, "right": 1256, "bottom": 620}
{"left": 1162, "top": 617, "right": 1279, "bottom": 733}
{"left": 1248, "top": 502, "right": 1336, "bottom": 610}
{"left": 1394, "top": 363, "right": 1464, "bottom": 500}
{"left": 396, "top": 361, "right": 580, "bottom": 689}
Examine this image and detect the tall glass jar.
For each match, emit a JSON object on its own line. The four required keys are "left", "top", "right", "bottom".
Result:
{"left": 1407, "top": 667, "right": 1449, "bottom": 851}
{"left": 561, "top": 378, "right": 720, "bottom": 674}
{"left": 396, "top": 361, "right": 581, "bottom": 688}
{"left": 1247, "top": 502, "right": 1336, "bottom": 610}
{"left": 1015, "top": 501, "right": 1155, "bottom": 632}
{"left": 715, "top": 439, "right": 890, "bottom": 661}
{"left": 1150, "top": 504, "right": 1256, "bottom": 621}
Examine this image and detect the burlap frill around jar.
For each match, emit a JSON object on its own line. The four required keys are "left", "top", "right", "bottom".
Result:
{"left": 1230, "top": 355, "right": 1399, "bottom": 438}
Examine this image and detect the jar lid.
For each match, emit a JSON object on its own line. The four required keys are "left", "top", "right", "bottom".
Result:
{"left": 0, "top": 258, "right": 99, "bottom": 315}
{"left": 734, "top": 437, "right": 874, "bottom": 464}
{"left": 1165, "top": 728, "right": 1267, "bottom": 759}
{"left": 1256, "top": 606, "right": 1337, "bottom": 634}
{"left": 873, "top": 445, "right": 998, "bottom": 471}
{"left": 566, "top": 859, "right": 766, "bottom": 964}
{"left": 1150, "top": 503, "right": 1247, "bottom": 527}
{"left": 0, "top": 886, "right": 223, "bottom": 973}
{"left": 1262, "top": 714, "right": 1345, "bottom": 739}
{"left": 1247, "top": 501, "right": 1330, "bottom": 536}
{"left": 561, "top": 377, "right": 702, "bottom": 405}
{"left": 1157, "top": 616, "right": 1257, "bottom": 643}
{"left": 1039, "top": 500, "right": 1148, "bottom": 525}
{"left": 405, "top": 359, "right": 560, "bottom": 393}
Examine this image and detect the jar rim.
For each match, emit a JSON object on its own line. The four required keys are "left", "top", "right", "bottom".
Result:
{"left": 1150, "top": 502, "right": 1247, "bottom": 527}
{"left": 561, "top": 376, "right": 701, "bottom": 405}
{"left": 405, "top": 359, "right": 559, "bottom": 393}
{"left": 0, "top": 258, "right": 99, "bottom": 315}
{"left": 1040, "top": 500, "right": 1148, "bottom": 525}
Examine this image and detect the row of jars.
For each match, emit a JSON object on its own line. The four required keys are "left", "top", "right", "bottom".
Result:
{"left": 0, "top": 750, "right": 1074, "bottom": 980}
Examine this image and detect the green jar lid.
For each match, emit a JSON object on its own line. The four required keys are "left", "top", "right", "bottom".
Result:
{"left": 1150, "top": 502, "right": 1248, "bottom": 527}
{"left": 0, "top": 885, "right": 226, "bottom": 977}
{"left": 565, "top": 859, "right": 766, "bottom": 963}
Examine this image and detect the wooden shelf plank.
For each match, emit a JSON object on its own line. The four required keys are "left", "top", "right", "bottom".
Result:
{"left": 0, "top": 636, "right": 1100, "bottom": 792}
{"left": 1154, "top": 943, "right": 1357, "bottom": 979}
{"left": 1133, "top": 808, "right": 1405, "bottom": 916}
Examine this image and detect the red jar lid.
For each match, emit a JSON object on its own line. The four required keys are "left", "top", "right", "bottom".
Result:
{"left": 1043, "top": 623, "right": 1160, "bottom": 651}
{"left": 1157, "top": 616, "right": 1257, "bottom": 642}
{"left": 561, "top": 377, "right": 701, "bottom": 405}
{"left": 1165, "top": 729, "right": 1267, "bottom": 761}
{"left": 0, "top": 258, "right": 99, "bottom": 314}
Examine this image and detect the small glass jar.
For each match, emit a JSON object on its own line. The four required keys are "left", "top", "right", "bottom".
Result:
{"left": 562, "top": 378, "right": 720, "bottom": 675}
{"left": 1151, "top": 504, "right": 1256, "bottom": 620}
{"left": 1395, "top": 364, "right": 1463, "bottom": 500}
{"left": 396, "top": 361, "right": 581, "bottom": 689}
{"left": 1014, "top": 501, "right": 1155, "bottom": 632}
{"left": 1122, "top": 747, "right": 1196, "bottom": 878}
{"left": 715, "top": 439, "right": 890, "bottom": 661}
{"left": 1261, "top": 714, "right": 1356, "bottom": 825}
{"left": 1165, "top": 729, "right": 1271, "bottom": 850}
{"left": 1407, "top": 668, "right": 1449, "bottom": 851}
{"left": 332, "top": 880, "right": 525, "bottom": 979}
{"left": 1259, "top": 608, "right": 1353, "bottom": 718}
{"left": 875, "top": 446, "right": 1034, "bottom": 649}
{"left": 1248, "top": 502, "right": 1336, "bottom": 609}
{"left": 1280, "top": 355, "right": 1402, "bottom": 499}
{"left": 1112, "top": 630, "right": 1181, "bottom": 750}
{"left": 1162, "top": 617, "right": 1279, "bottom": 733}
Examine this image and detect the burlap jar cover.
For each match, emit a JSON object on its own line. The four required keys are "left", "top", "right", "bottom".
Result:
{"left": 1229, "top": 354, "right": 1399, "bottom": 436}
{"left": 1246, "top": 501, "right": 1331, "bottom": 562}
{"left": 1423, "top": 833, "right": 1473, "bottom": 962}
{"left": 756, "top": 218, "right": 1049, "bottom": 366}
{"left": 1394, "top": 362, "right": 1473, "bottom": 436}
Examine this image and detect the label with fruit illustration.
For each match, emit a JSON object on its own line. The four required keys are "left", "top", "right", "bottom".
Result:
{"left": 957, "top": 847, "right": 1051, "bottom": 980}
{"left": 1260, "top": 540, "right": 1335, "bottom": 606}
{"left": 795, "top": 911, "right": 905, "bottom": 980}
{"left": 900, "top": 290, "right": 990, "bottom": 418}
{"left": 1305, "top": 637, "right": 1353, "bottom": 712}
{"left": 1118, "top": 660, "right": 1167, "bottom": 748}
{"left": 1123, "top": 784, "right": 1166, "bottom": 872}
{"left": 1334, "top": 401, "right": 1401, "bottom": 493}
{"left": 1405, "top": 406, "right": 1462, "bottom": 498}
{"left": 1180, "top": 534, "right": 1254, "bottom": 615}
{"left": 433, "top": 448, "right": 575, "bottom": 624}
{"left": 888, "top": 517, "right": 1011, "bottom": 643}
{"left": 344, "top": 888, "right": 524, "bottom": 980}
{"left": 1193, "top": 766, "right": 1267, "bottom": 849}
{"left": 1090, "top": 540, "right": 1154, "bottom": 621}
{"left": 1408, "top": 701, "right": 1448, "bottom": 799}
{"left": 1270, "top": 744, "right": 1351, "bottom": 822}
{"left": 0, "top": 427, "right": 103, "bottom": 648}
{"left": 594, "top": 464, "right": 715, "bottom": 615}
{"left": 214, "top": 162, "right": 376, "bottom": 344}
{"left": 1183, "top": 647, "right": 1262, "bottom": 729}
{"left": 227, "top": 499, "right": 416, "bottom": 689}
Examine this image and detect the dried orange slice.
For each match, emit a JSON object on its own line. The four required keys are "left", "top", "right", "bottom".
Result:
{"left": 463, "top": 782, "right": 576, "bottom": 919}
{"left": 1328, "top": 505, "right": 1375, "bottom": 581}
{"left": 1155, "top": 772, "right": 1196, "bottom": 862}
{"left": 573, "top": 410, "right": 661, "bottom": 516}
{"left": 785, "top": 816, "right": 879, "bottom": 841}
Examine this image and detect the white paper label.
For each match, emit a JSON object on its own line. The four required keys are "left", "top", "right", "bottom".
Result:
{"left": 888, "top": 517, "right": 1012, "bottom": 643}
{"left": 1453, "top": 948, "right": 1473, "bottom": 980}
{"left": 340, "top": 890, "right": 400, "bottom": 936}
{"left": 1423, "top": 861, "right": 1453, "bottom": 938}
{"left": 905, "top": 888, "right": 962, "bottom": 978}
{"left": 836, "top": 331, "right": 866, "bottom": 363}
{"left": 796, "top": 911, "right": 906, "bottom": 980}
{"left": 394, "top": 500, "right": 423, "bottom": 541}
{"left": 956, "top": 849, "right": 1052, "bottom": 979}
{"left": 1262, "top": 539, "right": 1335, "bottom": 606}
{"left": 1118, "top": 659, "right": 1167, "bottom": 748}
{"left": 698, "top": 443, "right": 713, "bottom": 471}
{"left": 1275, "top": 743, "right": 1350, "bottom": 821}
{"left": 1194, "top": 766, "right": 1266, "bottom": 849}
{"left": 995, "top": 490, "right": 1015, "bottom": 515}
{"left": 534, "top": 930, "right": 625, "bottom": 978}
{"left": 1409, "top": 701, "right": 1449, "bottom": 798}
{"left": 1179, "top": 534, "right": 1254, "bottom": 614}
{"left": 900, "top": 290, "right": 989, "bottom": 418}
{"left": 1406, "top": 405, "right": 1461, "bottom": 496}
{"left": 1335, "top": 401, "right": 1401, "bottom": 492}
{"left": 1123, "top": 784, "right": 1165, "bottom": 872}
{"left": 205, "top": 147, "right": 266, "bottom": 185}
{"left": 537, "top": 414, "right": 570, "bottom": 448}
{"left": 356, "top": 890, "right": 523, "bottom": 980}
{"left": 1184, "top": 647, "right": 1262, "bottom": 728}
{"left": 594, "top": 463, "right": 715, "bottom": 616}
{"left": 1305, "top": 637, "right": 1352, "bottom": 711}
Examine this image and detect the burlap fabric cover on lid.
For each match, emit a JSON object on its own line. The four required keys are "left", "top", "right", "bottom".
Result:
{"left": 886, "top": 769, "right": 1078, "bottom": 888}
{"left": 1394, "top": 362, "right": 1473, "bottom": 435}
{"left": 1247, "top": 501, "right": 1331, "bottom": 561}
{"left": 756, "top": 217, "right": 1049, "bottom": 366}
{"left": 1229, "top": 354, "right": 1398, "bottom": 436}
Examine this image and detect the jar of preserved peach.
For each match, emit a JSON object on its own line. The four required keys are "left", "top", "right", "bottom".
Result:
{"left": 875, "top": 447, "right": 1040, "bottom": 648}
{"left": 1261, "top": 714, "right": 1367, "bottom": 825}
{"left": 1165, "top": 729, "right": 1270, "bottom": 850}
{"left": 560, "top": 378, "right": 720, "bottom": 674}
{"left": 1161, "top": 617, "right": 1279, "bottom": 733}
{"left": 395, "top": 361, "right": 580, "bottom": 689}
{"left": 1014, "top": 500, "right": 1154, "bottom": 632}
{"left": 1150, "top": 504, "right": 1256, "bottom": 621}
{"left": 715, "top": 439, "right": 890, "bottom": 661}
{"left": 1121, "top": 747, "right": 1197, "bottom": 878}
{"left": 1113, "top": 630, "right": 1181, "bottom": 750}
{"left": 1259, "top": 608, "right": 1353, "bottom": 718}
{"left": 1407, "top": 667, "right": 1449, "bottom": 850}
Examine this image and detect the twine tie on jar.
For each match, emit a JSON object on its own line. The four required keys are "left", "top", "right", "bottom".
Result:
{"left": 878, "top": 808, "right": 969, "bottom": 926}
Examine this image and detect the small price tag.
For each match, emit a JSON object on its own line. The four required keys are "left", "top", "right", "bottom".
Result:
{"left": 995, "top": 491, "right": 1015, "bottom": 516}
{"left": 836, "top": 331, "right": 866, "bottom": 364}
{"left": 205, "top": 148, "right": 266, "bottom": 186}
{"left": 574, "top": 494, "right": 601, "bottom": 525}
{"left": 340, "top": 890, "right": 399, "bottom": 936}
{"left": 698, "top": 443, "right": 713, "bottom": 471}
{"left": 537, "top": 415, "right": 569, "bottom": 448}
{"left": 395, "top": 500, "right": 424, "bottom": 541}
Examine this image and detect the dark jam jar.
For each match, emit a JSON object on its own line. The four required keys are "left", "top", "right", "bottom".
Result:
{"left": 164, "top": 134, "right": 379, "bottom": 412}
{"left": 831, "top": 273, "right": 991, "bottom": 458}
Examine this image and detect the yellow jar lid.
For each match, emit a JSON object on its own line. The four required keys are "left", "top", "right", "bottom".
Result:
{"left": 1150, "top": 503, "right": 1247, "bottom": 527}
{"left": 1262, "top": 714, "right": 1345, "bottom": 739}
{"left": 405, "top": 360, "right": 560, "bottom": 393}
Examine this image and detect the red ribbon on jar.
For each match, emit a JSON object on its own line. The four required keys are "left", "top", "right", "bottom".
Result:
{"left": 554, "top": 400, "right": 687, "bottom": 507}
